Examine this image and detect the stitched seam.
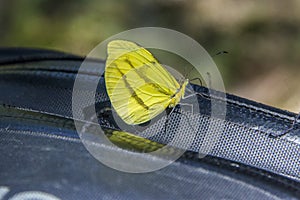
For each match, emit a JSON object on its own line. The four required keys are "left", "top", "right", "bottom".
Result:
{"left": 183, "top": 154, "right": 300, "bottom": 193}
{"left": 1, "top": 70, "right": 293, "bottom": 123}
{"left": 201, "top": 92, "right": 296, "bottom": 123}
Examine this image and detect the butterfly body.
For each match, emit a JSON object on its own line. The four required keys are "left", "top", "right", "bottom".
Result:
{"left": 168, "top": 79, "right": 188, "bottom": 108}
{"left": 105, "top": 40, "right": 189, "bottom": 125}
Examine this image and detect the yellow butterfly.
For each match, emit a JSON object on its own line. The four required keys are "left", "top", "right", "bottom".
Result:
{"left": 105, "top": 40, "right": 190, "bottom": 125}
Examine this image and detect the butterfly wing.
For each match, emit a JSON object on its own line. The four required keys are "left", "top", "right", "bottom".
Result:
{"left": 105, "top": 40, "right": 180, "bottom": 124}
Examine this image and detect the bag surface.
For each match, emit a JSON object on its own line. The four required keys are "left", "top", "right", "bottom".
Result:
{"left": 0, "top": 48, "right": 299, "bottom": 199}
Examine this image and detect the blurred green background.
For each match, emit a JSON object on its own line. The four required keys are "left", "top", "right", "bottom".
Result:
{"left": 0, "top": 0, "right": 299, "bottom": 112}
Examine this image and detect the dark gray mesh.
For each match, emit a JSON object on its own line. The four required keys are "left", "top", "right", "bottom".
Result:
{"left": 0, "top": 60, "right": 299, "bottom": 184}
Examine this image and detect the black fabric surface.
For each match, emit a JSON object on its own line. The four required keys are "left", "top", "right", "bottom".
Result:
{"left": 0, "top": 48, "right": 299, "bottom": 199}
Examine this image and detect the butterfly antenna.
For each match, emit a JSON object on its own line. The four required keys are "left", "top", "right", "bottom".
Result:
{"left": 185, "top": 67, "right": 195, "bottom": 79}
{"left": 187, "top": 51, "right": 227, "bottom": 86}
{"left": 163, "top": 106, "right": 178, "bottom": 134}
{"left": 186, "top": 50, "right": 228, "bottom": 78}
{"left": 183, "top": 66, "right": 188, "bottom": 79}
{"left": 206, "top": 72, "right": 212, "bottom": 88}
{"left": 212, "top": 51, "right": 228, "bottom": 57}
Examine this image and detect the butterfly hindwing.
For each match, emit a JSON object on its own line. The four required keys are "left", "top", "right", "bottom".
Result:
{"left": 105, "top": 40, "right": 181, "bottom": 124}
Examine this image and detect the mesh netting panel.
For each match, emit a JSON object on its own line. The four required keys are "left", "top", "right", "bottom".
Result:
{"left": 0, "top": 61, "right": 299, "bottom": 183}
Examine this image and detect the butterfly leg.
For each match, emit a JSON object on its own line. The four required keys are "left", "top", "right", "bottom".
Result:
{"left": 189, "top": 77, "right": 203, "bottom": 86}
{"left": 171, "top": 106, "right": 197, "bottom": 135}
{"left": 176, "top": 102, "right": 197, "bottom": 130}
{"left": 183, "top": 92, "right": 201, "bottom": 99}
{"left": 163, "top": 106, "right": 177, "bottom": 134}
{"left": 183, "top": 84, "right": 213, "bottom": 100}
{"left": 177, "top": 102, "right": 194, "bottom": 115}
{"left": 164, "top": 115, "right": 169, "bottom": 134}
